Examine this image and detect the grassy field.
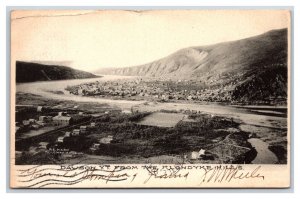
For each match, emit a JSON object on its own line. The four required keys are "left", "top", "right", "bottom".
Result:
{"left": 16, "top": 109, "right": 256, "bottom": 164}
{"left": 138, "top": 112, "right": 185, "bottom": 127}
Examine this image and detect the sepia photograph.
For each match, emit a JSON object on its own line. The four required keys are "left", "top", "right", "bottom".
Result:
{"left": 10, "top": 9, "right": 291, "bottom": 188}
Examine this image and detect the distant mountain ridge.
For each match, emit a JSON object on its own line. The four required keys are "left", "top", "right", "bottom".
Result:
{"left": 97, "top": 28, "right": 287, "bottom": 79}
{"left": 96, "top": 28, "right": 288, "bottom": 103}
{"left": 16, "top": 61, "right": 98, "bottom": 83}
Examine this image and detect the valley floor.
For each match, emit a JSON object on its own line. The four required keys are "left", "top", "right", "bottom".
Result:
{"left": 14, "top": 76, "right": 288, "bottom": 165}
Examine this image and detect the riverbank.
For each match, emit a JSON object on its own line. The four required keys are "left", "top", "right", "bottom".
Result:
{"left": 15, "top": 76, "right": 288, "bottom": 164}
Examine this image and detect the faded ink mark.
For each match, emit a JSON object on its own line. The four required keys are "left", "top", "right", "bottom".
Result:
{"left": 11, "top": 10, "right": 149, "bottom": 21}
{"left": 12, "top": 11, "right": 99, "bottom": 21}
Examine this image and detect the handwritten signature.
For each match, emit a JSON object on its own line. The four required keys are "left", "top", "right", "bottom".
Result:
{"left": 16, "top": 164, "right": 265, "bottom": 187}
{"left": 199, "top": 165, "right": 264, "bottom": 184}
{"left": 143, "top": 166, "right": 189, "bottom": 184}
{"left": 17, "top": 165, "right": 136, "bottom": 188}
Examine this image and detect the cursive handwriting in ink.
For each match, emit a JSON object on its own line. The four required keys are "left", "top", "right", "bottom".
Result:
{"left": 199, "top": 165, "right": 265, "bottom": 184}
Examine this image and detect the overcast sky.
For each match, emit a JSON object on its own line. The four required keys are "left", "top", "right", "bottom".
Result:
{"left": 11, "top": 10, "right": 290, "bottom": 72}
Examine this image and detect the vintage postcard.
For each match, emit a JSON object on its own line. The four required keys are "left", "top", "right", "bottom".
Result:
{"left": 10, "top": 10, "right": 291, "bottom": 188}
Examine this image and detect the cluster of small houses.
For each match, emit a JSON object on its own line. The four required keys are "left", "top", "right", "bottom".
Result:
{"left": 37, "top": 121, "right": 114, "bottom": 155}
{"left": 16, "top": 105, "right": 90, "bottom": 134}
{"left": 16, "top": 112, "right": 67, "bottom": 133}
{"left": 66, "top": 79, "right": 235, "bottom": 102}
{"left": 17, "top": 116, "right": 50, "bottom": 133}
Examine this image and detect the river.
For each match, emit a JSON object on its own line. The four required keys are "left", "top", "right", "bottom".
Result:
{"left": 248, "top": 138, "right": 278, "bottom": 164}
{"left": 16, "top": 75, "right": 287, "bottom": 128}
{"left": 16, "top": 75, "right": 287, "bottom": 164}
{"left": 17, "top": 75, "right": 145, "bottom": 109}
